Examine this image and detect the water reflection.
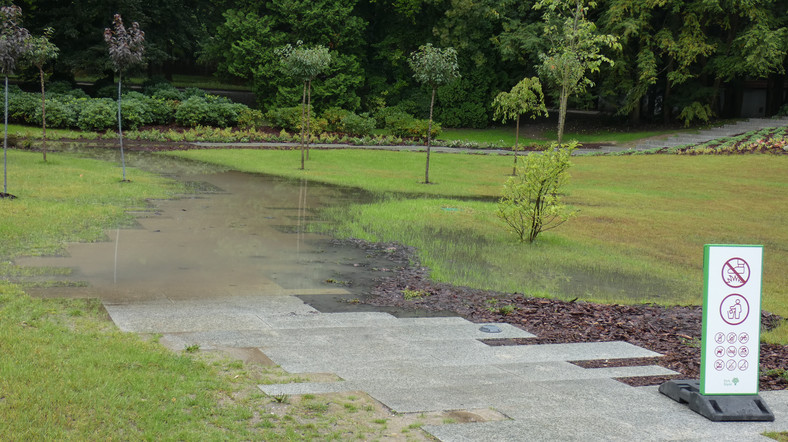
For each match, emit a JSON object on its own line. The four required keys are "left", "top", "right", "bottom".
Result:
{"left": 17, "top": 169, "right": 389, "bottom": 307}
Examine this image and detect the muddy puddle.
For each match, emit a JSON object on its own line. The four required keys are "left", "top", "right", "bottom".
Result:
{"left": 15, "top": 152, "right": 447, "bottom": 316}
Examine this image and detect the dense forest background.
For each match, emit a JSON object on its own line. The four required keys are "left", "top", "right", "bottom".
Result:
{"left": 8, "top": 0, "right": 788, "bottom": 127}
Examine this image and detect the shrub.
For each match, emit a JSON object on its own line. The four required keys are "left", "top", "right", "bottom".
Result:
{"left": 175, "top": 96, "right": 212, "bottom": 127}
{"left": 341, "top": 112, "right": 376, "bottom": 136}
{"left": 182, "top": 87, "right": 207, "bottom": 99}
{"left": 321, "top": 107, "right": 375, "bottom": 136}
{"left": 384, "top": 111, "right": 440, "bottom": 139}
{"left": 36, "top": 96, "right": 79, "bottom": 128}
{"left": 123, "top": 91, "right": 173, "bottom": 125}
{"left": 77, "top": 98, "right": 116, "bottom": 131}
{"left": 120, "top": 98, "right": 152, "bottom": 130}
{"left": 174, "top": 95, "right": 247, "bottom": 128}
{"left": 8, "top": 91, "right": 40, "bottom": 124}
{"left": 265, "top": 106, "right": 327, "bottom": 133}
{"left": 265, "top": 106, "right": 303, "bottom": 131}
{"left": 238, "top": 108, "right": 265, "bottom": 130}
{"left": 143, "top": 81, "right": 184, "bottom": 101}
{"left": 497, "top": 142, "right": 576, "bottom": 243}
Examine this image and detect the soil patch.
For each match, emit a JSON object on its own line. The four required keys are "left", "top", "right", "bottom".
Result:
{"left": 343, "top": 239, "right": 788, "bottom": 390}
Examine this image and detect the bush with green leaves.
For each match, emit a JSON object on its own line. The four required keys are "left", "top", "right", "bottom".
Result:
{"left": 175, "top": 95, "right": 246, "bottom": 128}
{"left": 497, "top": 142, "right": 576, "bottom": 243}
{"left": 77, "top": 98, "right": 116, "bottom": 131}
{"left": 143, "top": 82, "right": 184, "bottom": 101}
{"left": 35, "top": 96, "right": 79, "bottom": 128}
{"left": 265, "top": 106, "right": 327, "bottom": 133}
{"left": 384, "top": 111, "right": 440, "bottom": 139}
{"left": 321, "top": 107, "right": 375, "bottom": 136}
{"left": 120, "top": 97, "right": 152, "bottom": 130}
{"left": 237, "top": 108, "right": 265, "bottom": 130}
{"left": 7, "top": 90, "right": 39, "bottom": 124}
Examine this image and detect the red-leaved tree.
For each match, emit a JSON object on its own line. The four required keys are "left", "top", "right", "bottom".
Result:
{"left": 104, "top": 14, "right": 144, "bottom": 182}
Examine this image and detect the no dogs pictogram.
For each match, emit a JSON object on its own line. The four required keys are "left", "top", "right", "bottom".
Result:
{"left": 722, "top": 257, "right": 750, "bottom": 288}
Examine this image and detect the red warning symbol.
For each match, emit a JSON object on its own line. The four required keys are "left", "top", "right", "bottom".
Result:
{"left": 722, "top": 257, "right": 750, "bottom": 288}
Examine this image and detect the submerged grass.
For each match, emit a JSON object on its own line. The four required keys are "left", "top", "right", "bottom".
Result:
{"left": 166, "top": 149, "right": 788, "bottom": 342}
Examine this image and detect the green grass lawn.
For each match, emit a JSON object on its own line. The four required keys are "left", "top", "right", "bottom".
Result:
{"left": 439, "top": 126, "right": 686, "bottom": 147}
{"left": 166, "top": 149, "right": 788, "bottom": 343}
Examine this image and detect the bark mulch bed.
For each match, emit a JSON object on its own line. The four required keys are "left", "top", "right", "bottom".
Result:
{"left": 343, "top": 239, "right": 788, "bottom": 390}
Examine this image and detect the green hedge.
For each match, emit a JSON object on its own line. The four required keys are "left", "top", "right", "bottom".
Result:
{"left": 2, "top": 83, "right": 247, "bottom": 130}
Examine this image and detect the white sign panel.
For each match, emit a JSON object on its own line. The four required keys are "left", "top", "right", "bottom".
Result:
{"left": 700, "top": 245, "right": 763, "bottom": 395}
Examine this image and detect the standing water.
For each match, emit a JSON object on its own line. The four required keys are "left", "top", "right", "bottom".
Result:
{"left": 16, "top": 156, "right": 410, "bottom": 313}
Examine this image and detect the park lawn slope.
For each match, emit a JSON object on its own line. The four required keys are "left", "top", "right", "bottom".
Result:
{"left": 165, "top": 149, "right": 788, "bottom": 342}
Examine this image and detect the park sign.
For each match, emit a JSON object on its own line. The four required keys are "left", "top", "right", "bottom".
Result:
{"left": 659, "top": 244, "right": 773, "bottom": 421}
{"left": 700, "top": 245, "right": 763, "bottom": 395}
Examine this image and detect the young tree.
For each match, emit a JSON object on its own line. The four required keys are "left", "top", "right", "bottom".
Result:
{"left": 492, "top": 77, "right": 548, "bottom": 175}
{"left": 0, "top": 4, "right": 29, "bottom": 198}
{"left": 408, "top": 43, "right": 460, "bottom": 184}
{"left": 497, "top": 142, "right": 576, "bottom": 243}
{"left": 535, "top": 0, "right": 619, "bottom": 145}
{"left": 104, "top": 14, "right": 144, "bottom": 182}
{"left": 24, "top": 27, "right": 58, "bottom": 162}
{"left": 276, "top": 41, "right": 331, "bottom": 170}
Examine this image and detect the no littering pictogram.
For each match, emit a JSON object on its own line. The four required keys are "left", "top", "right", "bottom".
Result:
{"left": 722, "top": 257, "right": 750, "bottom": 288}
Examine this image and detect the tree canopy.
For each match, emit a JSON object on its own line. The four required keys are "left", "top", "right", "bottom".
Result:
{"left": 4, "top": 0, "right": 787, "bottom": 125}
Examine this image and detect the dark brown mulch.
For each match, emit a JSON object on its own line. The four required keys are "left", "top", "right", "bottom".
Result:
{"left": 344, "top": 239, "right": 788, "bottom": 390}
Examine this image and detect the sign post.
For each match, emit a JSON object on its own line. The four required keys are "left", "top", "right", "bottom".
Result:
{"left": 700, "top": 245, "right": 762, "bottom": 395}
{"left": 659, "top": 244, "right": 774, "bottom": 421}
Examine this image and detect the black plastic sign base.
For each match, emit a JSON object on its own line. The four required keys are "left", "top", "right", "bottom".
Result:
{"left": 659, "top": 380, "right": 774, "bottom": 422}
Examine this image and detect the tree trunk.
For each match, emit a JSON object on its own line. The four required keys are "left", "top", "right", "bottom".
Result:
{"left": 306, "top": 79, "right": 312, "bottom": 161}
{"left": 3, "top": 76, "right": 8, "bottom": 194}
{"left": 557, "top": 85, "right": 568, "bottom": 146}
{"left": 299, "top": 81, "right": 307, "bottom": 170}
{"left": 39, "top": 67, "right": 47, "bottom": 162}
{"left": 425, "top": 86, "right": 436, "bottom": 184}
{"left": 118, "top": 71, "right": 126, "bottom": 181}
{"left": 513, "top": 114, "right": 520, "bottom": 176}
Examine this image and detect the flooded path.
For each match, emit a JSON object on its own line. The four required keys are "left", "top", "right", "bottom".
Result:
{"left": 16, "top": 166, "right": 402, "bottom": 311}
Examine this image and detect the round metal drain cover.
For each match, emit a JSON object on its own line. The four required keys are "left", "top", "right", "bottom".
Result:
{"left": 479, "top": 324, "right": 502, "bottom": 333}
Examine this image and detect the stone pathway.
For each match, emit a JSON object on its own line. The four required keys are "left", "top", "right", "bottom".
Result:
{"left": 193, "top": 116, "right": 788, "bottom": 156}
{"left": 105, "top": 295, "right": 787, "bottom": 441}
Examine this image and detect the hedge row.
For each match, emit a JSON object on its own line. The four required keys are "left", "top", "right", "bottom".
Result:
{"left": 263, "top": 105, "right": 439, "bottom": 139}
{"left": 6, "top": 81, "right": 442, "bottom": 139}
{"left": 3, "top": 83, "right": 250, "bottom": 130}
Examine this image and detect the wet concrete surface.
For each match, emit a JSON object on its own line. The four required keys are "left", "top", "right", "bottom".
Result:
{"left": 15, "top": 167, "right": 434, "bottom": 315}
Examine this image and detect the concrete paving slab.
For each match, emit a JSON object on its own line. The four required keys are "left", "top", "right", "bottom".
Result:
{"left": 101, "top": 294, "right": 786, "bottom": 440}
{"left": 260, "top": 381, "right": 357, "bottom": 396}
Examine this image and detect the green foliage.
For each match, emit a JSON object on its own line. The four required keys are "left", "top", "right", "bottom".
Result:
{"left": 498, "top": 143, "right": 576, "bottom": 243}
{"left": 321, "top": 107, "right": 375, "bottom": 136}
{"left": 265, "top": 106, "right": 327, "bottom": 133}
{"left": 237, "top": 108, "right": 265, "bottom": 131}
{"left": 384, "top": 111, "right": 441, "bottom": 139}
{"left": 174, "top": 96, "right": 245, "bottom": 128}
{"left": 77, "top": 98, "right": 116, "bottom": 131}
{"left": 677, "top": 101, "right": 713, "bottom": 127}
{"left": 277, "top": 42, "right": 331, "bottom": 84}
{"left": 535, "top": 0, "right": 620, "bottom": 144}
{"left": 119, "top": 98, "right": 152, "bottom": 130}
{"left": 493, "top": 77, "right": 548, "bottom": 124}
{"left": 408, "top": 44, "right": 461, "bottom": 88}
{"left": 23, "top": 27, "right": 58, "bottom": 72}
{"left": 36, "top": 96, "right": 78, "bottom": 128}
{"left": 145, "top": 82, "right": 185, "bottom": 101}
